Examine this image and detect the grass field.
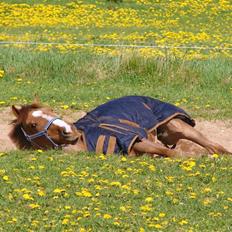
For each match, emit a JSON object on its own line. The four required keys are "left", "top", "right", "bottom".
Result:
{"left": 0, "top": 0, "right": 232, "bottom": 59}
{"left": 0, "top": 0, "right": 232, "bottom": 231}
{"left": 0, "top": 151, "right": 232, "bottom": 231}
{"left": 0, "top": 48, "right": 232, "bottom": 119}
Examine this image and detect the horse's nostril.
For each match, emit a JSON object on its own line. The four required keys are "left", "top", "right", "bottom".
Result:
{"left": 62, "top": 130, "right": 70, "bottom": 136}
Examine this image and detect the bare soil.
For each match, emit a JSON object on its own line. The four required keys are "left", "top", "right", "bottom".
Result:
{"left": 1, "top": 108, "right": 231, "bottom": 155}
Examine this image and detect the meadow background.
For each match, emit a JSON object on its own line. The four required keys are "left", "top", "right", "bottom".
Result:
{"left": 0, "top": 0, "right": 232, "bottom": 231}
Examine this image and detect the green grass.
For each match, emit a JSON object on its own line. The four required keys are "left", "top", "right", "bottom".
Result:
{"left": 0, "top": 47, "right": 232, "bottom": 119}
{"left": 0, "top": 151, "right": 232, "bottom": 231}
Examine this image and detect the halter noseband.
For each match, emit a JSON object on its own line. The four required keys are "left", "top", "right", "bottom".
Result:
{"left": 21, "top": 117, "right": 64, "bottom": 149}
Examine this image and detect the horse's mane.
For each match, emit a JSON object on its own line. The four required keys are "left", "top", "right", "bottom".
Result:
{"left": 9, "top": 103, "right": 41, "bottom": 149}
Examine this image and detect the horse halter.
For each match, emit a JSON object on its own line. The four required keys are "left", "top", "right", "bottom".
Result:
{"left": 21, "top": 117, "right": 64, "bottom": 149}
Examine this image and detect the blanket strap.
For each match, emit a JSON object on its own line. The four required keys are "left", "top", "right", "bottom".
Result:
{"left": 96, "top": 135, "right": 105, "bottom": 154}
{"left": 106, "top": 136, "right": 116, "bottom": 154}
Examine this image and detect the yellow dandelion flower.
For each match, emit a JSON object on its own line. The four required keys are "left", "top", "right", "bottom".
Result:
{"left": 179, "top": 219, "right": 188, "bottom": 225}
{"left": 189, "top": 192, "right": 197, "bottom": 199}
{"left": 103, "top": 214, "right": 112, "bottom": 219}
{"left": 159, "top": 212, "right": 166, "bottom": 217}
{"left": 62, "top": 218, "right": 69, "bottom": 225}
{"left": 202, "top": 198, "right": 212, "bottom": 206}
{"left": 212, "top": 153, "right": 219, "bottom": 158}
{"left": 0, "top": 70, "right": 4, "bottom": 78}
{"left": 133, "top": 189, "right": 140, "bottom": 195}
{"left": 0, "top": 152, "right": 7, "bottom": 157}
{"left": 165, "top": 190, "right": 173, "bottom": 196}
{"left": 153, "top": 216, "right": 159, "bottom": 221}
{"left": 149, "top": 164, "right": 156, "bottom": 171}
{"left": 2, "top": 175, "right": 9, "bottom": 181}
{"left": 82, "top": 189, "right": 92, "bottom": 197}
{"left": 180, "top": 160, "right": 196, "bottom": 171}
{"left": 28, "top": 203, "right": 40, "bottom": 209}
{"left": 53, "top": 188, "right": 66, "bottom": 193}
{"left": 62, "top": 105, "right": 69, "bottom": 110}
{"left": 16, "top": 78, "right": 22, "bottom": 82}
{"left": 23, "top": 193, "right": 34, "bottom": 200}
{"left": 7, "top": 217, "right": 17, "bottom": 224}
{"left": 99, "top": 154, "right": 106, "bottom": 160}
{"left": 83, "top": 212, "right": 90, "bottom": 217}
{"left": 0, "top": 169, "right": 6, "bottom": 175}
{"left": 165, "top": 176, "right": 175, "bottom": 183}
{"left": 110, "top": 181, "right": 122, "bottom": 187}
{"left": 120, "top": 206, "right": 127, "bottom": 212}
{"left": 202, "top": 187, "right": 211, "bottom": 193}
{"left": 154, "top": 224, "right": 163, "bottom": 229}
{"left": 113, "top": 221, "right": 120, "bottom": 226}
{"left": 121, "top": 157, "right": 127, "bottom": 162}
{"left": 145, "top": 197, "right": 153, "bottom": 203}
{"left": 76, "top": 189, "right": 92, "bottom": 197}
{"left": 37, "top": 189, "right": 46, "bottom": 197}
{"left": 199, "top": 164, "right": 206, "bottom": 168}
{"left": 212, "top": 176, "right": 217, "bottom": 182}
{"left": 140, "top": 204, "right": 152, "bottom": 212}
{"left": 60, "top": 170, "right": 77, "bottom": 177}
{"left": 31, "top": 220, "right": 39, "bottom": 227}
{"left": 208, "top": 212, "right": 222, "bottom": 217}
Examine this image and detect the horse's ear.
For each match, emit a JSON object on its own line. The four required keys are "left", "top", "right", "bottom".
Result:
{"left": 33, "top": 95, "right": 40, "bottom": 105}
{"left": 11, "top": 105, "right": 21, "bottom": 118}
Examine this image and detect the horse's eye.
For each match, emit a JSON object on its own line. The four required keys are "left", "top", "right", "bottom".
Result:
{"left": 31, "top": 123, "right": 37, "bottom": 128}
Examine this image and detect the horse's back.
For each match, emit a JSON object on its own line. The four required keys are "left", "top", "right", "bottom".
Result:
{"left": 79, "top": 96, "right": 195, "bottom": 131}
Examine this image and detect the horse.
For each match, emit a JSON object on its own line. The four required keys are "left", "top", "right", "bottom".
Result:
{"left": 9, "top": 96, "right": 231, "bottom": 158}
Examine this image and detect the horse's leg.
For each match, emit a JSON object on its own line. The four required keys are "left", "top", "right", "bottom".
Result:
{"left": 159, "top": 118, "right": 231, "bottom": 155}
{"left": 132, "top": 138, "right": 177, "bottom": 158}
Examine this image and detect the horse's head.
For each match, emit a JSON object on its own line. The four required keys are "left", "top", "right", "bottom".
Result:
{"left": 9, "top": 99, "right": 81, "bottom": 150}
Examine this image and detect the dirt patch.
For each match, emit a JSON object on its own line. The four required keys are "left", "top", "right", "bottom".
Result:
{"left": 0, "top": 108, "right": 17, "bottom": 151}
{"left": 0, "top": 108, "right": 231, "bottom": 155}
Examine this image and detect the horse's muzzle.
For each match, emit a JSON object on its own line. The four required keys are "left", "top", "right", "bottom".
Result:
{"left": 61, "top": 126, "right": 80, "bottom": 144}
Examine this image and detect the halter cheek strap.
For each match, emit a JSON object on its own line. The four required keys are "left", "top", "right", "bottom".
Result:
{"left": 21, "top": 117, "right": 64, "bottom": 149}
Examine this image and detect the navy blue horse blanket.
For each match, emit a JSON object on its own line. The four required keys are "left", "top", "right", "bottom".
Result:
{"left": 74, "top": 96, "right": 195, "bottom": 155}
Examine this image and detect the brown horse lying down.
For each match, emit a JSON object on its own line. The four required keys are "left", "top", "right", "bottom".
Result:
{"left": 9, "top": 96, "right": 231, "bottom": 158}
